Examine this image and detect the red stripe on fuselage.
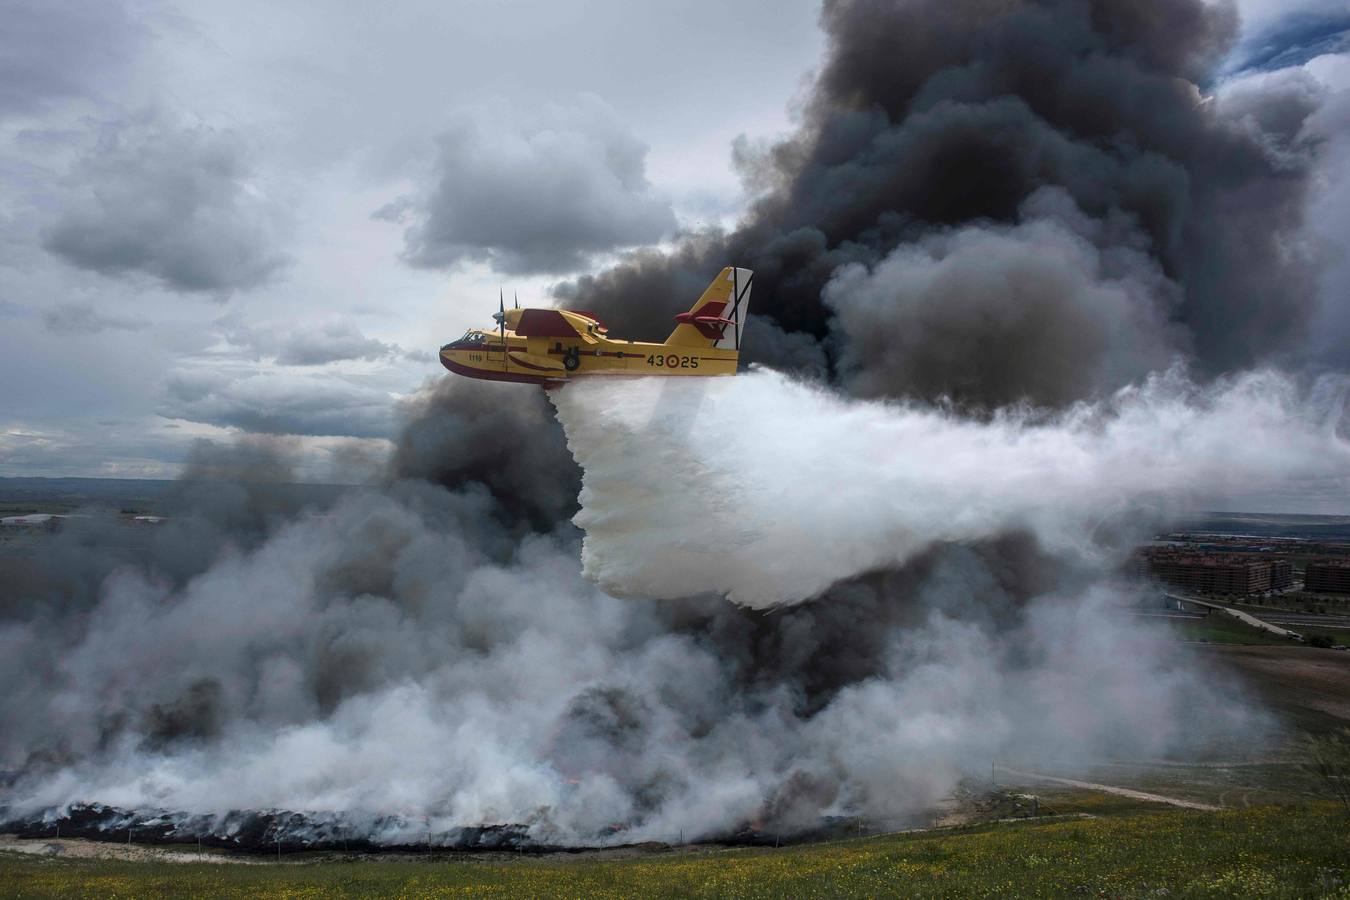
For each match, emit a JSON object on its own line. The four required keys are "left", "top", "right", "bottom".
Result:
{"left": 441, "top": 355, "right": 560, "bottom": 385}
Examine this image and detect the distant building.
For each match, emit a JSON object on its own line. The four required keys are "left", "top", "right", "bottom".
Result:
{"left": 1136, "top": 550, "right": 1293, "bottom": 595}
{"left": 1305, "top": 561, "right": 1350, "bottom": 595}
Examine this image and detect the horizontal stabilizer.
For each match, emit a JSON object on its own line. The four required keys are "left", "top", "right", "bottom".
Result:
{"left": 665, "top": 267, "right": 753, "bottom": 350}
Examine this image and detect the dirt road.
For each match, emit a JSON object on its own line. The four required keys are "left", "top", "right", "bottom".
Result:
{"left": 995, "top": 769, "right": 1221, "bottom": 811}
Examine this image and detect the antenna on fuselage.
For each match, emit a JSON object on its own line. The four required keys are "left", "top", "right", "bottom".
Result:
{"left": 498, "top": 288, "right": 507, "bottom": 370}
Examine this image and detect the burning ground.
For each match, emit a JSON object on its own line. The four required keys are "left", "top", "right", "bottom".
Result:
{"left": 3, "top": 0, "right": 1350, "bottom": 852}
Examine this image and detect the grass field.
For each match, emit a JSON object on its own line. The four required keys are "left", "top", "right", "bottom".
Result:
{"left": 3, "top": 802, "right": 1347, "bottom": 898}
{"left": 1164, "top": 610, "right": 1350, "bottom": 648}
{"left": 1296, "top": 625, "right": 1350, "bottom": 648}
{"left": 1167, "top": 613, "right": 1290, "bottom": 645}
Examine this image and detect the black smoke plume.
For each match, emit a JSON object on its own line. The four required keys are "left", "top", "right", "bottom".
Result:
{"left": 389, "top": 377, "right": 579, "bottom": 532}
{"left": 561, "top": 0, "right": 1334, "bottom": 408}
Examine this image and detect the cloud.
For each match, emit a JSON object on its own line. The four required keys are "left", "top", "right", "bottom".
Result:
{"left": 217, "top": 317, "right": 401, "bottom": 366}
{"left": 275, "top": 325, "right": 397, "bottom": 367}
{"left": 389, "top": 95, "right": 677, "bottom": 275}
{"left": 0, "top": 418, "right": 196, "bottom": 479}
{"left": 41, "top": 302, "right": 148, "bottom": 336}
{"left": 0, "top": 0, "right": 146, "bottom": 118}
{"left": 43, "top": 112, "right": 291, "bottom": 296}
{"left": 1231, "top": 5, "right": 1350, "bottom": 72}
{"left": 159, "top": 370, "right": 394, "bottom": 438}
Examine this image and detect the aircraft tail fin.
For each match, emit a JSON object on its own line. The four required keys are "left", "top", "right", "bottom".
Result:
{"left": 665, "top": 267, "right": 752, "bottom": 350}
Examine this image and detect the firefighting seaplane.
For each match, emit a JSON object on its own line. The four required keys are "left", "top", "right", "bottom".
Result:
{"left": 439, "top": 267, "right": 752, "bottom": 386}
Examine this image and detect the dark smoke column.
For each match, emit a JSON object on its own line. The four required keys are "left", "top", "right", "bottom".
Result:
{"left": 560, "top": 0, "right": 1326, "bottom": 409}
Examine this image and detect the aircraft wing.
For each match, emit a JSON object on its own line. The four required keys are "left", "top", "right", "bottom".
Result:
{"left": 514, "top": 309, "right": 588, "bottom": 339}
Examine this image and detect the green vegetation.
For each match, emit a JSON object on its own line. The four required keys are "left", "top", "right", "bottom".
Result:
{"left": 1304, "top": 729, "right": 1350, "bottom": 814}
{"left": 1168, "top": 612, "right": 1350, "bottom": 648}
{"left": 1166, "top": 613, "right": 1290, "bottom": 646}
{"left": 1245, "top": 593, "right": 1350, "bottom": 616}
{"left": 1091, "top": 761, "right": 1331, "bottom": 809}
{"left": 4, "top": 804, "right": 1347, "bottom": 898}
{"left": 1295, "top": 626, "right": 1350, "bottom": 649}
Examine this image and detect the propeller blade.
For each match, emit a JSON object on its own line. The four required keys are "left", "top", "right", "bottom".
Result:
{"left": 499, "top": 288, "right": 506, "bottom": 370}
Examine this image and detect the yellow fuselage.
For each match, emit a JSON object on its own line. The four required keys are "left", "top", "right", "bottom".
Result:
{"left": 440, "top": 308, "right": 739, "bottom": 386}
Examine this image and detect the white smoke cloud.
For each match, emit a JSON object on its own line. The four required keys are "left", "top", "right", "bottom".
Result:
{"left": 552, "top": 367, "right": 1349, "bottom": 608}
{"left": 7, "top": 367, "right": 1334, "bottom": 847}
{"left": 2, "top": 460, "right": 1270, "bottom": 847}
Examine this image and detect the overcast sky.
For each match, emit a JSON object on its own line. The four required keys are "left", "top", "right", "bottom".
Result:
{"left": 0, "top": 0, "right": 1346, "bottom": 484}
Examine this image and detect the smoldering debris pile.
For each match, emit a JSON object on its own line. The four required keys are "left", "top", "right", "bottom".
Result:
{"left": 1, "top": 804, "right": 534, "bottom": 854}
{"left": 2, "top": 0, "right": 1349, "bottom": 852}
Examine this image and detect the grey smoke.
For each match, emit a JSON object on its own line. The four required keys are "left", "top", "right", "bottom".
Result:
{"left": 43, "top": 112, "right": 290, "bottom": 296}
{"left": 388, "top": 376, "right": 579, "bottom": 532}
{"left": 389, "top": 95, "right": 677, "bottom": 275}
{"left": 0, "top": 392, "right": 1272, "bottom": 843}
{"left": 824, "top": 188, "right": 1185, "bottom": 407}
